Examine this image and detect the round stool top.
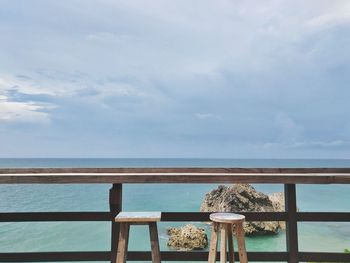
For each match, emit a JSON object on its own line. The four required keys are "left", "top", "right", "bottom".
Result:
{"left": 210, "top": 212, "right": 245, "bottom": 223}
{"left": 115, "top": 211, "right": 161, "bottom": 222}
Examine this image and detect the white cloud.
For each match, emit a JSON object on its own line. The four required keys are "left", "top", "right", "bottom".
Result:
{"left": 87, "top": 32, "right": 137, "bottom": 43}
{"left": 305, "top": 2, "right": 350, "bottom": 30}
{"left": 0, "top": 75, "right": 53, "bottom": 96}
{"left": 0, "top": 95, "right": 51, "bottom": 123}
{"left": 0, "top": 76, "right": 55, "bottom": 123}
{"left": 0, "top": 72, "right": 160, "bottom": 123}
{"left": 255, "top": 140, "right": 350, "bottom": 151}
{"left": 195, "top": 113, "right": 219, "bottom": 120}
{"left": 291, "top": 140, "right": 350, "bottom": 148}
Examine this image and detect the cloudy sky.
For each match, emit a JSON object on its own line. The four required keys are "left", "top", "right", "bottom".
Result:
{"left": 0, "top": 0, "right": 350, "bottom": 158}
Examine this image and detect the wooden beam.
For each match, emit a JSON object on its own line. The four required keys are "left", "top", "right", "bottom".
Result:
{"left": 2, "top": 251, "right": 349, "bottom": 262}
{"left": 285, "top": 184, "right": 299, "bottom": 263}
{"left": 297, "top": 212, "right": 350, "bottom": 222}
{"left": 0, "top": 251, "right": 289, "bottom": 262}
{"left": 0, "top": 212, "right": 111, "bottom": 222}
{"left": 2, "top": 167, "right": 350, "bottom": 174}
{"left": 1, "top": 172, "right": 350, "bottom": 184}
{"left": 299, "top": 252, "right": 350, "bottom": 262}
{"left": 110, "top": 184, "right": 122, "bottom": 263}
{"left": 2, "top": 211, "right": 350, "bottom": 222}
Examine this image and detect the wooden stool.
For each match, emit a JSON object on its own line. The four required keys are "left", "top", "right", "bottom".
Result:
{"left": 208, "top": 213, "right": 248, "bottom": 263}
{"left": 115, "top": 211, "right": 161, "bottom": 263}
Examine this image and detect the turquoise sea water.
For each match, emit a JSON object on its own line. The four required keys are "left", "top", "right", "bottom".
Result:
{"left": 0, "top": 158, "right": 349, "bottom": 261}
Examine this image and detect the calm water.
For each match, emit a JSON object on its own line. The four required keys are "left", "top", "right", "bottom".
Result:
{"left": 0, "top": 159, "right": 350, "bottom": 260}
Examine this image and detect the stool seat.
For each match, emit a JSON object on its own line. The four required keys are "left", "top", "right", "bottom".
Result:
{"left": 115, "top": 211, "right": 161, "bottom": 222}
{"left": 209, "top": 212, "right": 245, "bottom": 223}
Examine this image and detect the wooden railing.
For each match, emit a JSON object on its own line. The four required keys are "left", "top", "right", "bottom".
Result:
{"left": 0, "top": 168, "right": 350, "bottom": 263}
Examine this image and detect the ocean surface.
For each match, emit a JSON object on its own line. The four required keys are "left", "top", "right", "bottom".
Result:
{"left": 0, "top": 158, "right": 350, "bottom": 261}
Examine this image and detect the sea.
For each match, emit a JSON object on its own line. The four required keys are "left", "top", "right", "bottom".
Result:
{"left": 0, "top": 158, "right": 349, "bottom": 261}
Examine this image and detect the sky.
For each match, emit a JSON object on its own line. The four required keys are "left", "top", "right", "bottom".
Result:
{"left": 0, "top": 0, "right": 350, "bottom": 158}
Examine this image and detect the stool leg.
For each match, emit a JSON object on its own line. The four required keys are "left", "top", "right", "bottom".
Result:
{"left": 208, "top": 222, "right": 219, "bottom": 263}
{"left": 227, "top": 224, "right": 235, "bottom": 263}
{"left": 236, "top": 222, "right": 248, "bottom": 263}
{"left": 116, "top": 223, "right": 130, "bottom": 263}
{"left": 149, "top": 222, "right": 161, "bottom": 263}
{"left": 220, "top": 224, "right": 227, "bottom": 263}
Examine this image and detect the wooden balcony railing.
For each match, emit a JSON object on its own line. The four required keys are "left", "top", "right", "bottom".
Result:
{"left": 1, "top": 168, "right": 350, "bottom": 263}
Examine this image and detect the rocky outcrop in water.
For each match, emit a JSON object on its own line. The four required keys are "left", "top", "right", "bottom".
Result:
{"left": 200, "top": 184, "right": 284, "bottom": 236}
{"left": 269, "top": 192, "right": 284, "bottom": 212}
{"left": 268, "top": 192, "right": 285, "bottom": 229}
{"left": 167, "top": 224, "right": 208, "bottom": 251}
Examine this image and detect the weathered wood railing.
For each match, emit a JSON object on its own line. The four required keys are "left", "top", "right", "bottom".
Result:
{"left": 1, "top": 168, "right": 350, "bottom": 263}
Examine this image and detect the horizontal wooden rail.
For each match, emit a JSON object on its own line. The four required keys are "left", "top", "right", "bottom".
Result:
{"left": 0, "top": 211, "right": 287, "bottom": 222}
{"left": 0, "top": 212, "right": 111, "bottom": 222}
{"left": 1, "top": 168, "right": 350, "bottom": 184}
{"left": 0, "top": 252, "right": 110, "bottom": 262}
{"left": 162, "top": 212, "right": 287, "bottom": 221}
{"left": 297, "top": 212, "right": 350, "bottom": 222}
{"left": 0, "top": 251, "right": 289, "bottom": 262}
{"left": 299, "top": 252, "right": 350, "bottom": 262}
{"left": 1, "top": 173, "right": 350, "bottom": 184}
{"left": 2, "top": 251, "right": 350, "bottom": 262}
{"left": 2, "top": 211, "right": 350, "bottom": 222}
{"left": 2, "top": 167, "right": 350, "bottom": 174}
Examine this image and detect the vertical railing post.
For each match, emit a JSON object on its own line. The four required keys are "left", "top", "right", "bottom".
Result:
{"left": 110, "top": 183, "right": 122, "bottom": 263}
{"left": 285, "top": 184, "right": 299, "bottom": 263}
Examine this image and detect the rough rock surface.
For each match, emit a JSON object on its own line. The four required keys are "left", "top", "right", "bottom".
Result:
{"left": 268, "top": 192, "right": 285, "bottom": 229}
{"left": 200, "top": 184, "right": 282, "bottom": 236}
{"left": 269, "top": 192, "right": 284, "bottom": 211}
{"left": 167, "top": 224, "right": 208, "bottom": 251}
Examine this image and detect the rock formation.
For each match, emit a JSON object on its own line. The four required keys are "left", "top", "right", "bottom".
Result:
{"left": 167, "top": 224, "right": 208, "bottom": 251}
{"left": 268, "top": 192, "right": 285, "bottom": 229}
{"left": 269, "top": 192, "right": 284, "bottom": 212}
{"left": 200, "top": 184, "right": 284, "bottom": 235}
